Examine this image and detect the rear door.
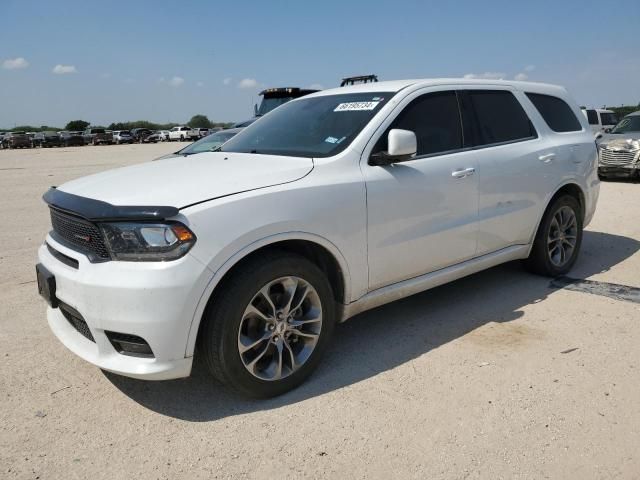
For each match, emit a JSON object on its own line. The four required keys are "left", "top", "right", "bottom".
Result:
{"left": 459, "top": 88, "right": 550, "bottom": 255}
{"left": 363, "top": 89, "right": 479, "bottom": 289}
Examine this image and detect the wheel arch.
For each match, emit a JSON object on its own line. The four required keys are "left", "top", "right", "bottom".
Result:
{"left": 185, "top": 232, "right": 352, "bottom": 357}
{"left": 528, "top": 181, "right": 586, "bottom": 252}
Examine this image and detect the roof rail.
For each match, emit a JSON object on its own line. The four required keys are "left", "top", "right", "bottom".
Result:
{"left": 340, "top": 75, "right": 379, "bottom": 87}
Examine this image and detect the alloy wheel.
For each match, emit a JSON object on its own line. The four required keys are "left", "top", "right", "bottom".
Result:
{"left": 237, "top": 276, "right": 322, "bottom": 381}
{"left": 547, "top": 206, "right": 578, "bottom": 267}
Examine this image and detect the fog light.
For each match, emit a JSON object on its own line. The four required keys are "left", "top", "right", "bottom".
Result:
{"left": 105, "top": 331, "right": 154, "bottom": 358}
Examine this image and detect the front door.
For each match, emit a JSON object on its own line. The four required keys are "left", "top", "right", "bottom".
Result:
{"left": 363, "top": 90, "right": 479, "bottom": 290}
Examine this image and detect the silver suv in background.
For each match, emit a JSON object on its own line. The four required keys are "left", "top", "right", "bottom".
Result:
{"left": 597, "top": 111, "right": 640, "bottom": 179}
{"left": 112, "top": 130, "right": 133, "bottom": 144}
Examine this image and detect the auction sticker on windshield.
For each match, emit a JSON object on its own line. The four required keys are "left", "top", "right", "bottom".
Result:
{"left": 334, "top": 101, "right": 380, "bottom": 112}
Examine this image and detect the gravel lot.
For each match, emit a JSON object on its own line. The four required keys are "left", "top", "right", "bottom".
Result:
{"left": 1, "top": 144, "right": 639, "bottom": 479}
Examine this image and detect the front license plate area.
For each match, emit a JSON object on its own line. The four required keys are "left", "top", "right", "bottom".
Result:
{"left": 36, "top": 263, "right": 58, "bottom": 308}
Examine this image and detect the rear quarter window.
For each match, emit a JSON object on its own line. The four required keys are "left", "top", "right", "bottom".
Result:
{"left": 526, "top": 93, "right": 582, "bottom": 133}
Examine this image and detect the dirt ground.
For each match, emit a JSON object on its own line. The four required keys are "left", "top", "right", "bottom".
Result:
{"left": 1, "top": 143, "right": 639, "bottom": 479}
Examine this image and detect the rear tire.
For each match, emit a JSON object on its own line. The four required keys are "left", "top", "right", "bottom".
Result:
{"left": 199, "top": 251, "right": 336, "bottom": 398}
{"left": 524, "top": 195, "right": 583, "bottom": 277}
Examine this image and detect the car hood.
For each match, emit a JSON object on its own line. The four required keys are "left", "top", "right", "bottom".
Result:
{"left": 598, "top": 132, "right": 640, "bottom": 144}
{"left": 57, "top": 152, "right": 314, "bottom": 209}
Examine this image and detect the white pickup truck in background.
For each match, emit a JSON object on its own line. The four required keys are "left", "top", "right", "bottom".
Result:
{"left": 168, "top": 126, "right": 198, "bottom": 141}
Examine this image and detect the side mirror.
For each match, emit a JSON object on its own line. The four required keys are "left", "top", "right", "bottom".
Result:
{"left": 604, "top": 128, "right": 612, "bottom": 133}
{"left": 370, "top": 129, "right": 417, "bottom": 166}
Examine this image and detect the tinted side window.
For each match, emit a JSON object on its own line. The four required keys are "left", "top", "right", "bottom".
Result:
{"left": 467, "top": 90, "right": 536, "bottom": 146}
{"left": 373, "top": 91, "right": 463, "bottom": 157}
{"left": 586, "top": 109, "right": 598, "bottom": 125}
{"left": 526, "top": 93, "right": 582, "bottom": 132}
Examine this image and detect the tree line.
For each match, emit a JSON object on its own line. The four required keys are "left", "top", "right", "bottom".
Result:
{"left": 606, "top": 104, "right": 640, "bottom": 118}
{"left": 2, "top": 115, "right": 234, "bottom": 132}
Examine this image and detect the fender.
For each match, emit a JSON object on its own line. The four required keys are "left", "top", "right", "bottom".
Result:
{"left": 184, "top": 231, "right": 353, "bottom": 357}
{"left": 525, "top": 179, "right": 586, "bottom": 256}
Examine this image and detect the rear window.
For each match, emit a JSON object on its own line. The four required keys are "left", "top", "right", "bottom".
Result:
{"left": 586, "top": 109, "right": 598, "bottom": 125}
{"left": 526, "top": 93, "right": 582, "bottom": 132}
{"left": 599, "top": 112, "right": 618, "bottom": 126}
{"left": 91, "top": 129, "right": 105, "bottom": 134}
{"left": 467, "top": 90, "right": 537, "bottom": 146}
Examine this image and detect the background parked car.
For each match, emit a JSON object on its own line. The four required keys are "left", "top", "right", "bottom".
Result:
{"left": 196, "top": 128, "right": 210, "bottom": 138}
{"left": 32, "top": 131, "right": 63, "bottom": 148}
{"left": 59, "top": 131, "right": 85, "bottom": 147}
{"left": 83, "top": 127, "right": 113, "bottom": 145}
{"left": 3, "top": 132, "right": 31, "bottom": 149}
{"left": 155, "top": 127, "right": 243, "bottom": 160}
{"left": 168, "top": 126, "right": 198, "bottom": 141}
{"left": 144, "top": 131, "right": 163, "bottom": 143}
{"left": 597, "top": 110, "right": 640, "bottom": 179}
{"left": 130, "top": 128, "right": 153, "bottom": 143}
{"left": 112, "top": 130, "right": 133, "bottom": 144}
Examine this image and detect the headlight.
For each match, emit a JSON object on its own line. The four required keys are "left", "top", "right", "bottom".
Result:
{"left": 100, "top": 222, "right": 196, "bottom": 261}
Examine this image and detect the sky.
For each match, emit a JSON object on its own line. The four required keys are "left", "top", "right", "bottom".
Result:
{"left": 1, "top": 0, "right": 639, "bottom": 128}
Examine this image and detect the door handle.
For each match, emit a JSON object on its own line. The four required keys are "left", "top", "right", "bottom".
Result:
{"left": 539, "top": 153, "right": 556, "bottom": 163}
{"left": 451, "top": 167, "right": 475, "bottom": 179}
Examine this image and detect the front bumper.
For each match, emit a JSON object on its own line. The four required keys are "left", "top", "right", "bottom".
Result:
{"left": 38, "top": 235, "right": 213, "bottom": 380}
{"left": 598, "top": 164, "right": 639, "bottom": 178}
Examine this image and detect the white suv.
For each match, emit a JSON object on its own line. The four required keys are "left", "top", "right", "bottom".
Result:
{"left": 37, "top": 79, "right": 599, "bottom": 397}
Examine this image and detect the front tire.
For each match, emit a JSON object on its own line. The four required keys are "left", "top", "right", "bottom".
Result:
{"left": 199, "top": 252, "right": 336, "bottom": 398}
{"left": 524, "top": 195, "right": 583, "bottom": 276}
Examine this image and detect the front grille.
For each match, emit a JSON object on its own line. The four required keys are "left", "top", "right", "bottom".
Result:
{"left": 599, "top": 147, "right": 639, "bottom": 166}
{"left": 60, "top": 304, "right": 95, "bottom": 342}
{"left": 49, "top": 208, "right": 110, "bottom": 260}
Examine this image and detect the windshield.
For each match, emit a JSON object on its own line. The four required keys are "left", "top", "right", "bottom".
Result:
{"left": 600, "top": 112, "right": 618, "bottom": 126}
{"left": 611, "top": 116, "right": 640, "bottom": 134}
{"left": 178, "top": 131, "right": 238, "bottom": 154}
{"left": 222, "top": 92, "right": 393, "bottom": 158}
